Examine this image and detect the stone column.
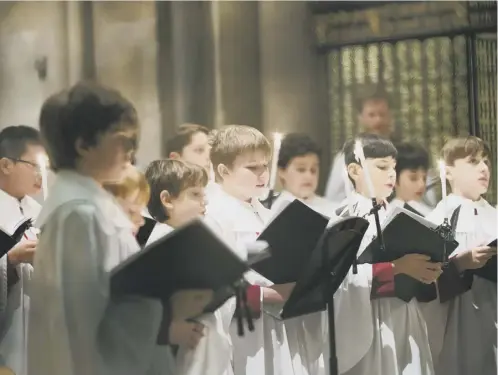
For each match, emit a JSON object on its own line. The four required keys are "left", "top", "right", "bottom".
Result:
{"left": 258, "top": 1, "right": 330, "bottom": 190}
{"left": 92, "top": 2, "right": 162, "bottom": 166}
{"left": 215, "top": 1, "right": 261, "bottom": 128}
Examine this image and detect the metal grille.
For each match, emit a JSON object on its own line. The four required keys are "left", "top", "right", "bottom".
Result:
{"left": 476, "top": 33, "right": 497, "bottom": 204}
{"left": 327, "top": 35, "right": 497, "bottom": 204}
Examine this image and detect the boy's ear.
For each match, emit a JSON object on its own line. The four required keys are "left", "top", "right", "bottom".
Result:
{"left": 75, "top": 138, "right": 91, "bottom": 157}
{"left": 217, "top": 163, "right": 230, "bottom": 179}
{"left": 347, "top": 163, "right": 361, "bottom": 183}
{"left": 169, "top": 152, "right": 181, "bottom": 160}
{"left": 159, "top": 190, "right": 174, "bottom": 210}
{"left": 0, "top": 157, "right": 13, "bottom": 174}
{"left": 445, "top": 165, "right": 454, "bottom": 183}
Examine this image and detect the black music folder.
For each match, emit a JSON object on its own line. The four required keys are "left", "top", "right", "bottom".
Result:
{"left": 135, "top": 216, "right": 156, "bottom": 247}
{"left": 471, "top": 239, "right": 497, "bottom": 283}
{"left": 252, "top": 199, "right": 330, "bottom": 284}
{"left": 357, "top": 206, "right": 459, "bottom": 302}
{"left": 263, "top": 216, "right": 369, "bottom": 320}
{"left": 111, "top": 219, "right": 249, "bottom": 304}
{"left": 0, "top": 218, "right": 33, "bottom": 258}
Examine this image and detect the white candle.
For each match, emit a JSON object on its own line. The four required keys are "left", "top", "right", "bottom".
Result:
{"left": 37, "top": 153, "right": 49, "bottom": 200}
{"left": 438, "top": 159, "right": 447, "bottom": 217}
{"left": 343, "top": 167, "right": 354, "bottom": 214}
{"left": 269, "top": 132, "right": 283, "bottom": 190}
{"left": 354, "top": 140, "right": 376, "bottom": 199}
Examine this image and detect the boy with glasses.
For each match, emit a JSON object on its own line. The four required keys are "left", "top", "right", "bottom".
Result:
{"left": 0, "top": 125, "right": 46, "bottom": 375}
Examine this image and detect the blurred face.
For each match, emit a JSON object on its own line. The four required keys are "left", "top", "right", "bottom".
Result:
{"left": 117, "top": 189, "right": 146, "bottom": 236}
{"left": 218, "top": 150, "right": 269, "bottom": 201}
{"left": 164, "top": 186, "right": 207, "bottom": 227}
{"left": 278, "top": 153, "right": 319, "bottom": 200}
{"left": 447, "top": 154, "right": 491, "bottom": 201}
{"left": 179, "top": 132, "right": 211, "bottom": 171}
{"left": 76, "top": 128, "right": 137, "bottom": 184}
{"left": 0, "top": 143, "right": 46, "bottom": 199}
{"left": 349, "top": 156, "right": 396, "bottom": 200}
{"left": 359, "top": 100, "right": 392, "bottom": 136}
{"left": 395, "top": 168, "right": 427, "bottom": 202}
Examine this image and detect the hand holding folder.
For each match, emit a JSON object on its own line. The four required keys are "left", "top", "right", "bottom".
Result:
{"left": 111, "top": 219, "right": 250, "bottom": 320}
{"left": 357, "top": 206, "right": 459, "bottom": 302}
{"left": 0, "top": 218, "right": 33, "bottom": 259}
{"left": 469, "top": 239, "right": 497, "bottom": 283}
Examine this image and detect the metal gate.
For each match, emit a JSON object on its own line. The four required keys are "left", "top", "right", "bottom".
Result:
{"left": 314, "top": 1, "right": 497, "bottom": 204}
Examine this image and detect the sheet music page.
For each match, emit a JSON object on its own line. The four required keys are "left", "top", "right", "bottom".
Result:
{"left": 383, "top": 205, "right": 437, "bottom": 230}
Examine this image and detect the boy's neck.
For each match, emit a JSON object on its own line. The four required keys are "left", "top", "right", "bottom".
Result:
{"left": 221, "top": 184, "right": 252, "bottom": 204}
{"left": 165, "top": 218, "right": 180, "bottom": 229}
{"left": 450, "top": 187, "right": 481, "bottom": 202}
{"left": 0, "top": 179, "right": 24, "bottom": 201}
{"left": 355, "top": 189, "right": 385, "bottom": 204}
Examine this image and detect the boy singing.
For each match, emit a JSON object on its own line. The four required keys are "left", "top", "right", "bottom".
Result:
{"left": 425, "top": 136, "right": 496, "bottom": 375}
{"left": 334, "top": 133, "right": 440, "bottom": 375}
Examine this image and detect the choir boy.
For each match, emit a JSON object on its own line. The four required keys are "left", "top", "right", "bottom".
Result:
{"left": 425, "top": 136, "right": 496, "bottom": 375}
{"left": 390, "top": 142, "right": 432, "bottom": 216}
{"left": 272, "top": 132, "right": 336, "bottom": 217}
{"left": 166, "top": 123, "right": 211, "bottom": 173}
{"left": 333, "top": 133, "right": 441, "bottom": 375}
{"left": 27, "top": 82, "right": 172, "bottom": 375}
{"left": 200, "top": 125, "right": 300, "bottom": 375}
{"left": 0, "top": 125, "right": 45, "bottom": 375}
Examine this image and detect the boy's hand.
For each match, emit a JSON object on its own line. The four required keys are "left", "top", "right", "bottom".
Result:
{"left": 392, "top": 254, "right": 442, "bottom": 284}
{"left": 454, "top": 246, "right": 495, "bottom": 272}
{"left": 7, "top": 240, "right": 37, "bottom": 265}
{"left": 262, "top": 282, "right": 296, "bottom": 303}
{"left": 170, "top": 289, "right": 213, "bottom": 320}
{"left": 169, "top": 320, "right": 205, "bottom": 349}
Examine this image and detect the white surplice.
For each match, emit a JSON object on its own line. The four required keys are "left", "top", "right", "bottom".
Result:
{"left": 390, "top": 198, "right": 433, "bottom": 217}
{"left": 0, "top": 189, "right": 40, "bottom": 375}
{"left": 28, "top": 171, "right": 170, "bottom": 375}
{"left": 272, "top": 190, "right": 337, "bottom": 219}
{"left": 331, "top": 193, "right": 434, "bottom": 375}
{"left": 175, "top": 186, "right": 297, "bottom": 375}
{"left": 271, "top": 190, "right": 340, "bottom": 375}
{"left": 424, "top": 194, "right": 497, "bottom": 375}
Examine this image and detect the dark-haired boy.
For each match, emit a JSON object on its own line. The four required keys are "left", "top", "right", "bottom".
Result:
{"left": 332, "top": 133, "right": 440, "bottom": 375}
{"left": 28, "top": 82, "right": 171, "bottom": 375}
{"left": 0, "top": 125, "right": 45, "bottom": 375}
{"left": 272, "top": 133, "right": 336, "bottom": 217}
{"left": 390, "top": 142, "right": 432, "bottom": 216}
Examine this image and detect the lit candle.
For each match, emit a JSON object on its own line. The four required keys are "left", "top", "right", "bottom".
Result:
{"left": 343, "top": 167, "right": 354, "bottom": 214}
{"left": 269, "top": 132, "right": 283, "bottom": 190}
{"left": 37, "top": 153, "right": 49, "bottom": 200}
{"left": 354, "top": 140, "right": 376, "bottom": 199}
{"left": 438, "top": 159, "right": 447, "bottom": 217}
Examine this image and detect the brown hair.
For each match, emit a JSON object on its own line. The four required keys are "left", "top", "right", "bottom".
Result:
{"left": 104, "top": 166, "right": 150, "bottom": 206}
{"left": 209, "top": 125, "right": 271, "bottom": 182}
{"left": 145, "top": 159, "right": 208, "bottom": 222}
{"left": 165, "top": 123, "right": 210, "bottom": 155}
{"left": 40, "top": 82, "right": 139, "bottom": 172}
{"left": 442, "top": 136, "right": 491, "bottom": 166}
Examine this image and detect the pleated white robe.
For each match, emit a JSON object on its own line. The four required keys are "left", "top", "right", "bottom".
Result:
{"left": 27, "top": 171, "right": 171, "bottom": 375}
{"left": 271, "top": 190, "right": 338, "bottom": 375}
{"left": 175, "top": 186, "right": 297, "bottom": 375}
{"left": 0, "top": 189, "right": 40, "bottom": 375}
{"left": 332, "top": 192, "right": 434, "bottom": 375}
{"left": 423, "top": 194, "right": 497, "bottom": 375}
